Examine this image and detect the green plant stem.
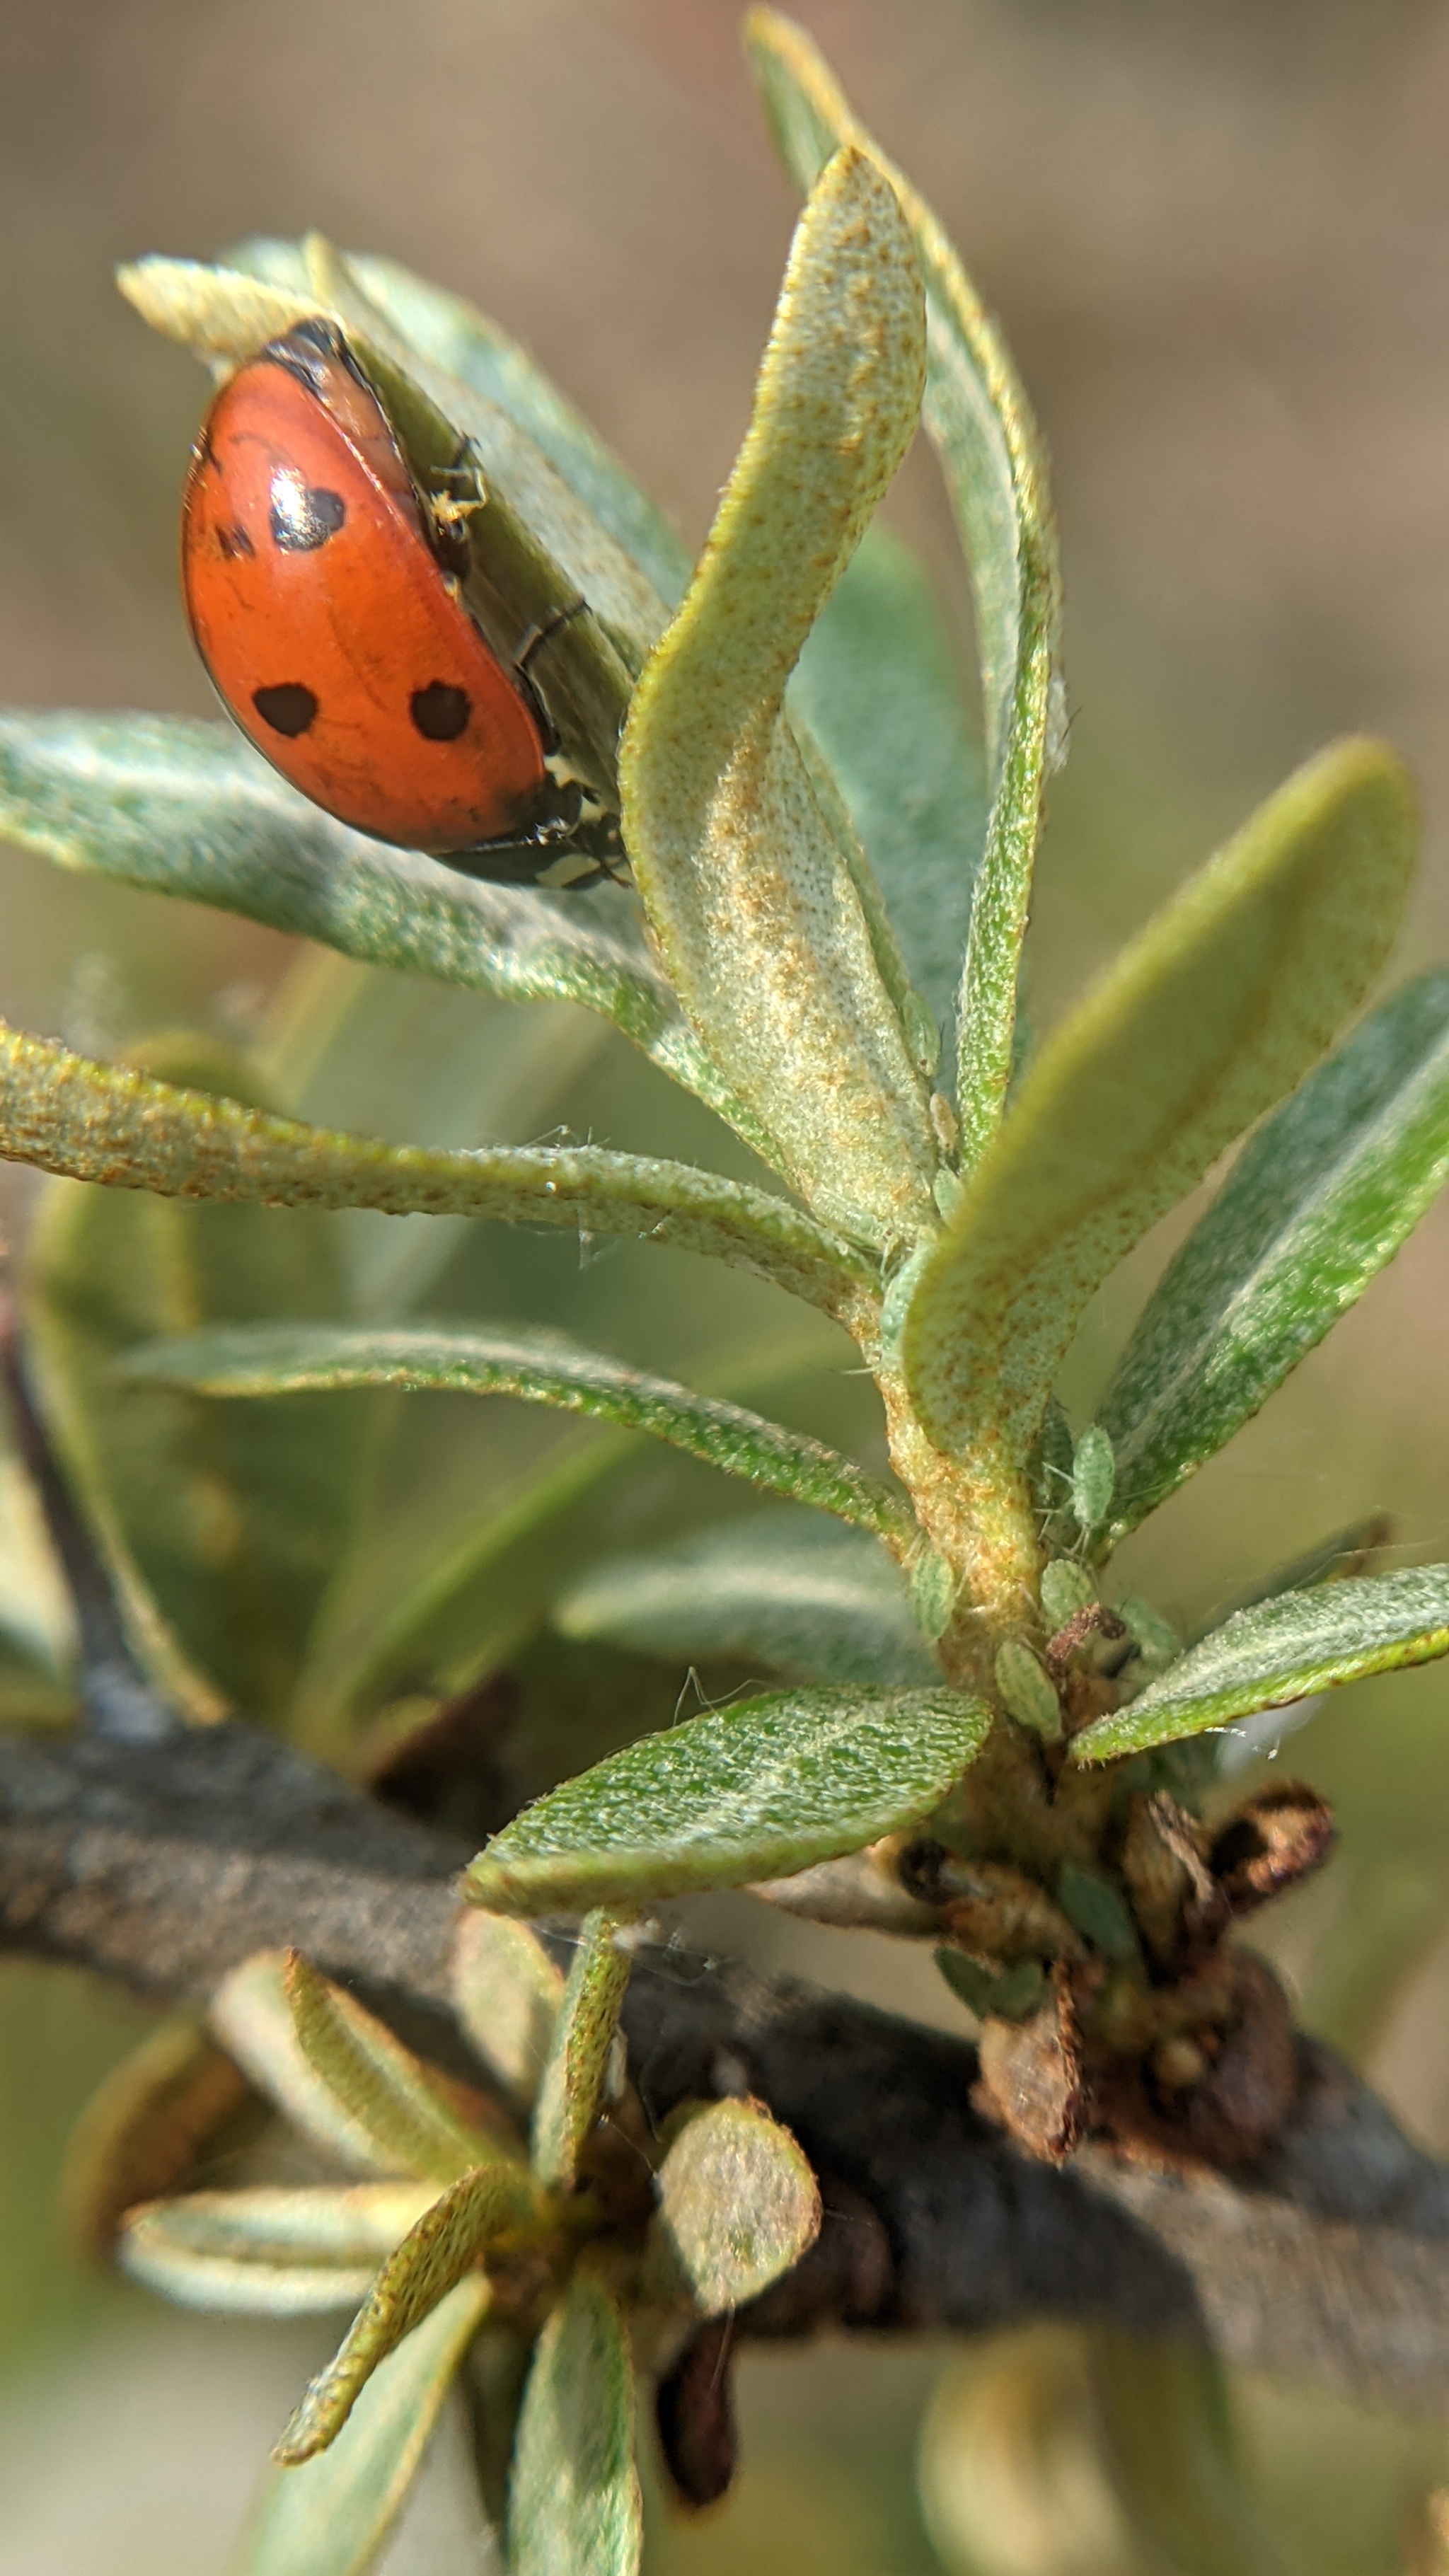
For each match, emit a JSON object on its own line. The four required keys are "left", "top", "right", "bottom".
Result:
{"left": 878, "top": 1380, "right": 1040, "bottom": 1690}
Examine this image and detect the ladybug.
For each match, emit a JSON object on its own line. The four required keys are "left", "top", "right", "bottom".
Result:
{"left": 180, "top": 318, "right": 621, "bottom": 885}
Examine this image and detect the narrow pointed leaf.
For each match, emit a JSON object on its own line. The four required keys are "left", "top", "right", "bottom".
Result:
{"left": 237, "top": 2274, "right": 489, "bottom": 2576}
{"left": 62, "top": 2013, "right": 250, "bottom": 2263}
{"left": 902, "top": 741, "right": 1417, "bottom": 1466}
{"left": 1075, "top": 1567, "right": 1449, "bottom": 1762}
{"left": 451, "top": 1913, "right": 564, "bottom": 2114}
{"left": 466, "top": 1685, "right": 989, "bottom": 1914}
{"left": 282, "top": 1952, "right": 504, "bottom": 2186}
{"left": 277, "top": 2164, "right": 531, "bottom": 2461}
{"left": 209, "top": 1953, "right": 412, "bottom": 2176}
{"left": 118, "top": 2183, "right": 437, "bottom": 2315}
{"left": 120, "top": 1321, "right": 906, "bottom": 1537}
{"left": 642, "top": 2098, "right": 820, "bottom": 2316}
{"left": 553, "top": 1510, "right": 937, "bottom": 1685}
{"left": 529, "top": 1910, "right": 633, "bottom": 2193}
{"left": 508, "top": 2270, "right": 642, "bottom": 2576}
{"left": 745, "top": 9, "right": 1063, "bottom": 1164}
{"left": 1102, "top": 971, "right": 1449, "bottom": 1537}
{"left": 792, "top": 524, "right": 987, "bottom": 1034}
{"left": 620, "top": 148, "right": 940, "bottom": 1243}
{"left": 0, "top": 712, "right": 773, "bottom": 1147}
{"left": 1198, "top": 1512, "right": 1392, "bottom": 1637}
{"left": 0, "top": 1024, "right": 872, "bottom": 1319}
{"left": 24, "top": 1034, "right": 361, "bottom": 1725}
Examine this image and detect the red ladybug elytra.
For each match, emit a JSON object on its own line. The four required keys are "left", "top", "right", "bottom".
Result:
{"left": 181, "top": 318, "right": 618, "bottom": 884}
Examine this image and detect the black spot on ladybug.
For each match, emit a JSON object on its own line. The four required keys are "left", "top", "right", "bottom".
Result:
{"left": 216, "top": 523, "right": 255, "bottom": 561}
{"left": 253, "top": 683, "right": 318, "bottom": 738}
{"left": 268, "top": 471, "right": 346, "bottom": 553}
{"left": 410, "top": 681, "right": 472, "bottom": 742}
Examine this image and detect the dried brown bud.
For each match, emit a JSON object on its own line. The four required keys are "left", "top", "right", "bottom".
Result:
{"left": 1182, "top": 1953, "right": 1298, "bottom": 2166}
{"left": 1209, "top": 1780, "right": 1336, "bottom": 1916}
{"left": 657, "top": 2316, "right": 738, "bottom": 2509}
{"left": 936, "top": 1858, "right": 1082, "bottom": 1963}
{"left": 975, "top": 1967, "right": 1085, "bottom": 2161}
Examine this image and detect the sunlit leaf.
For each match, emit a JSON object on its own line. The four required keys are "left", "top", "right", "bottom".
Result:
{"left": 451, "top": 1913, "right": 564, "bottom": 2114}
{"left": 24, "top": 1035, "right": 362, "bottom": 1723}
{"left": 1102, "top": 971, "right": 1449, "bottom": 1537}
{"left": 1075, "top": 1566, "right": 1449, "bottom": 1761}
{"left": 744, "top": 9, "right": 1062, "bottom": 1167}
{"left": 0, "top": 712, "right": 767, "bottom": 1145}
{"left": 277, "top": 2165, "right": 532, "bottom": 2461}
{"left": 553, "top": 1508, "right": 936, "bottom": 1685}
{"left": 122, "top": 1322, "right": 908, "bottom": 1540}
{"left": 209, "top": 1953, "right": 409, "bottom": 2176}
{"left": 0, "top": 1024, "right": 872, "bottom": 1321}
{"left": 620, "top": 149, "right": 940, "bottom": 1244}
{"left": 282, "top": 1952, "right": 505, "bottom": 2185}
{"left": 118, "top": 2183, "right": 436, "bottom": 2316}
{"left": 792, "top": 524, "right": 987, "bottom": 1038}
{"left": 529, "top": 1910, "right": 633, "bottom": 2193}
{"left": 902, "top": 740, "right": 1417, "bottom": 1468}
{"left": 236, "top": 2274, "right": 489, "bottom": 2576}
{"left": 642, "top": 2098, "right": 819, "bottom": 2316}
{"left": 466, "top": 1684, "right": 989, "bottom": 1914}
{"left": 508, "top": 2269, "right": 642, "bottom": 2576}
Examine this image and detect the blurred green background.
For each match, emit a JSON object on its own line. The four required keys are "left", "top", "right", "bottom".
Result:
{"left": 4, "top": 1, "right": 1449, "bottom": 2569}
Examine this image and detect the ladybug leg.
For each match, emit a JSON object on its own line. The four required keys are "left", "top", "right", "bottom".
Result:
{"left": 514, "top": 599, "right": 588, "bottom": 683}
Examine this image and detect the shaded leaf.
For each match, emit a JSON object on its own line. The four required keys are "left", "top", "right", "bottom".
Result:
{"left": 119, "top": 2183, "right": 436, "bottom": 2316}
{"left": 902, "top": 740, "right": 1417, "bottom": 1467}
{"left": 620, "top": 149, "right": 940, "bottom": 1244}
{"left": 282, "top": 1951, "right": 504, "bottom": 2186}
{"left": 258, "top": 947, "right": 611, "bottom": 1322}
{"left": 1102, "top": 971, "right": 1449, "bottom": 1537}
{"left": 553, "top": 1508, "right": 936, "bottom": 1685}
{"left": 120, "top": 1322, "right": 909, "bottom": 1538}
{"left": 0, "top": 1451, "right": 72, "bottom": 1702}
{"left": 792, "top": 525, "right": 987, "bottom": 1038}
{"left": 62, "top": 2012, "right": 251, "bottom": 2262}
{"left": 642, "top": 2098, "right": 819, "bottom": 2316}
{"left": 744, "top": 10, "right": 1062, "bottom": 1166}
{"left": 529, "top": 1909, "right": 633, "bottom": 2193}
{"left": 466, "top": 1684, "right": 989, "bottom": 1914}
{"left": 508, "top": 2269, "right": 642, "bottom": 2576}
{"left": 0, "top": 1023, "right": 872, "bottom": 1319}
{"left": 24, "top": 1034, "right": 360, "bottom": 1723}
{"left": 0, "top": 711, "right": 766, "bottom": 1145}
{"left": 1075, "top": 1567, "right": 1449, "bottom": 1762}
{"left": 1193, "top": 1511, "right": 1392, "bottom": 1639}
{"left": 451, "top": 1912, "right": 564, "bottom": 2113}
{"left": 277, "top": 2164, "right": 532, "bottom": 2461}
{"left": 209, "top": 1953, "right": 410, "bottom": 2176}
{"left": 237, "top": 2274, "right": 488, "bottom": 2576}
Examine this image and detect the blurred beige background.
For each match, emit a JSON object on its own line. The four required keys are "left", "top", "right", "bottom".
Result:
{"left": 4, "top": 2, "right": 1449, "bottom": 2570}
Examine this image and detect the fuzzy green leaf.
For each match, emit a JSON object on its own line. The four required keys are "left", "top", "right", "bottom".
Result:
{"left": 120, "top": 1321, "right": 908, "bottom": 1538}
{"left": 208, "top": 1954, "right": 405, "bottom": 2176}
{"left": 282, "top": 1952, "right": 504, "bottom": 2186}
{"left": 451, "top": 1913, "right": 564, "bottom": 2114}
{"left": 744, "top": 9, "right": 1062, "bottom": 1166}
{"left": 117, "top": 2184, "right": 435, "bottom": 2316}
{"left": 237, "top": 2274, "right": 489, "bottom": 2576}
{"left": 1075, "top": 1566, "right": 1449, "bottom": 1761}
{"left": 529, "top": 1910, "right": 633, "bottom": 2193}
{"left": 509, "top": 2269, "right": 642, "bottom": 2576}
{"left": 1102, "top": 971, "right": 1449, "bottom": 1537}
{"left": 902, "top": 740, "right": 1417, "bottom": 1467}
{"left": 466, "top": 1685, "right": 989, "bottom": 1915}
{"left": 553, "top": 1508, "right": 937, "bottom": 1685}
{"left": 277, "top": 2164, "right": 533, "bottom": 2462}
{"left": 0, "top": 1024, "right": 872, "bottom": 1321}
{"left": 0, "top": 712, "right": 771, "bottom": 1132}
{"left": 620, "top": 148, "right": 940, "bottom": 1244}
{"left": 792, "top": 524, "right": 987, "bottom": 1034}
{"left": 642, "top": 2098, "right": 820, "bottom": 2316}
{"left": 24, "top": 1036, "right": 362, "bottom": 1724}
